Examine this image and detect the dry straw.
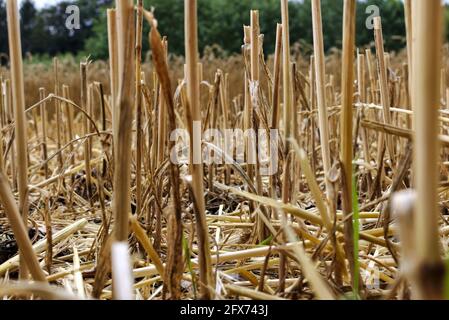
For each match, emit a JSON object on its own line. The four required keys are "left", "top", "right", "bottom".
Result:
{"left": 112, "top": 0, "right": 135, "bottom": 242}
{"left": 111, "top": 0, "right": 136, "bottom": 300}
{"left": 311, "top": 0, "right": 335, "bottom": 223}
{"left": 280, "top": 0, "right": 294, "bottom": 153}
{"left": 6, "top": 0, "right": 30, "bottom": 279}
{"left": 0, "top": 0, "right": 448, "bottom": 302}
{"left": 374, "top": 17, "right": 395, "bottom": 162}
{"left": 185, "top": 0, "right": 214, "bottom": 299}
{"left": 147, "top": 8, "right": 184, "bottom": 299}
{"left": 411, "top": 0, "right": 444, "bottom": 300}
{"left": 339, "top": 0, "right": 359, "bottom": 290}
{"left": 107, "top": 8, "right": 119, "bottom": 149}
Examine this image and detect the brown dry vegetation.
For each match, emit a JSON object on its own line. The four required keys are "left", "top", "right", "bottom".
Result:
{"left": 0, "top": 0, "right": 448, "bottom": 301}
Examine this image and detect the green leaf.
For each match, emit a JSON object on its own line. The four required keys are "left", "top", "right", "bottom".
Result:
{"left": 258, "top": 235, "right": 274, "bottom": 246}
{"left": 182, "top": 233, "right": 198, "bottom": 299}
{"left": 352, "top": 166, "right": 360, "bottom": 300}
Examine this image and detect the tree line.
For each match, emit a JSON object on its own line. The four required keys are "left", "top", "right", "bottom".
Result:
{"left": 0, "top": 0, "right": 447, "bottom": 61}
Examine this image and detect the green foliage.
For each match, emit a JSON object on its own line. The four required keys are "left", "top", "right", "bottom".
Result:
{"left": 182, "top": 233, "right": 197, "bottom": 299}
{"left": 84, "top": 0, "right": 414, "bottom": 59}
{"left": 0, "top": 0, "right": 448, "bottom": 61}
{"left": 0, "top": 0, "right": 113, "bottom": 60}
{"left": 258, "top": 235, "right": 274, "bottom": 246}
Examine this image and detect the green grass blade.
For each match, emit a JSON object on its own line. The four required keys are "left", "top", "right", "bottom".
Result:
{"left": 352, "top": 168, "right": 360, "bottom": 299}
{"left": 182, "top": 233, "right": 198, "bottom": 299}
{"left": 259, "top": 235, "right": 274, "bottom": 246}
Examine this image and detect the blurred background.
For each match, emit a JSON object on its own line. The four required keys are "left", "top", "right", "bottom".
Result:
{"left": 1, "top": 0, "right": 447, "bottom": 62}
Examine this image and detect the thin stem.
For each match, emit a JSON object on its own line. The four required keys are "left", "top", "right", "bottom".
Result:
{"left": 374, "top": 17, "right": 394, "bottom": 162}
{"left": 6, "top": 0, "right": 29, "bottom": 279}
{"left": 185, "top": 0, "right": 214, "bottom": 299}
{"left": 412, "top": 0, "right": 444, "bottom": 300}
{"left": 280, "top": 0, "right": 294, "bottom": 153}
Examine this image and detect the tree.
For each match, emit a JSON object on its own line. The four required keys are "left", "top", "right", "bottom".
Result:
{"left": 0, "top": 0, "right": 8, "bottom": 61}
{"left": 37, "top": 0, "right": 113, "bottom": 56}
{"left": 0, "top": 0, "right": 447, "bottom": 61}
{"left": 83, "top": 0, "right": 408, "bottom": 60}
{"left": 0, "top": 0, "right": 113, "bottom": 58}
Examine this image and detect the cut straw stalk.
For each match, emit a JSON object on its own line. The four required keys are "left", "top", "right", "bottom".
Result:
{"left": 80, "top": 62, "right": 92, "bottom": 204}
{"left": 185, "top": 0, "right": 214, "bottom": 299}
{"left": 6, "top": 0, "right": 30, "bottom": 279}
{"left": 243, "top": 26, "right": 250, "bottom": 126}
{"left": 111, "top": 242, "right": 133, "bottom": 300}
{"left": 391, "top": 190, "right": 416, "bottom": 277}
{"left": 280, "top": 0, "right": 295, "bottom": 152}
{"left": 374, "top": 17, "right": 394, "bottom": 162}
{"left": 309, "top": 56, "right": 317, "bottom": 173}
{"left": 112, "top": 0, "right": 135, "bottom": 242}
{"left": 340, "top": 0, "right": 356, "bottom": 193}
{"left": 62, "top": 85, "right": 75, "bottom": 175}
{"left": 269, "top": 23, "right": 282, "bottom": 203}
{"left": 250, "top": 10, "right": 268, "bottom": 242}
{"left": 357, "top": 53, "right": 366, "bottom": 103}
{"left": 365, "top": 49, "right": 377, "bottom": 104}
{"left": 0, "top": 172, "right": 46, "bottom": 282}
{"left": 243, "top": 25, "right": 255, "bottom": 185}
{"left": 87, "top": 83, "right": 95, "bottom": 185}
{"left": 271, "top": 23, "right": 282, "bottom": 131}
{"left": 39, "top": 88, "right": 49, "bottom": 179}
{"left": 249, "top": 11, "right": 259, "bottom": 163}
{"left": 357, "top": 54, "right": 371, "bottom": 167}
{"left": 279, "top": 0, "right": 295, "bottom": 292}
{"left": 218, "top": 70, "right": 231, "bottom": 185}
{"left": 4, "top": 80, "right": 17, "bottom": 190}
{"left": 148, "top": 10, "right": 184, "bottom": 299}
{"left": 54, "top": 57, "right": 63, "bottom": 171}
{"left": 412, "top": 0, "right": 445, "bottom": 300}
{"left": 157, "top": 42, "right": 168, "bottom": 167}
{"left": 311, "top": 0, "right": 347, "bottom": 282}
{"left": 340, "top": 0, "right": 358, "bottom": 290}
{"left": 111, "top": 0, "right": 135, "bottom": 300}
{"left": 404, "top": 0, "right": 413, "bottom": 117}
{"left": 311, "top": 0, "right": 335, "bottom": 218}
{"left": 135, "top": 0, "right": 143, "bottom": 216}
{"left": 107, "top": 8, "right": 119, "bottom": 149}
{"left": 250, "top": 10, "right": 260, "bottom": 84}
